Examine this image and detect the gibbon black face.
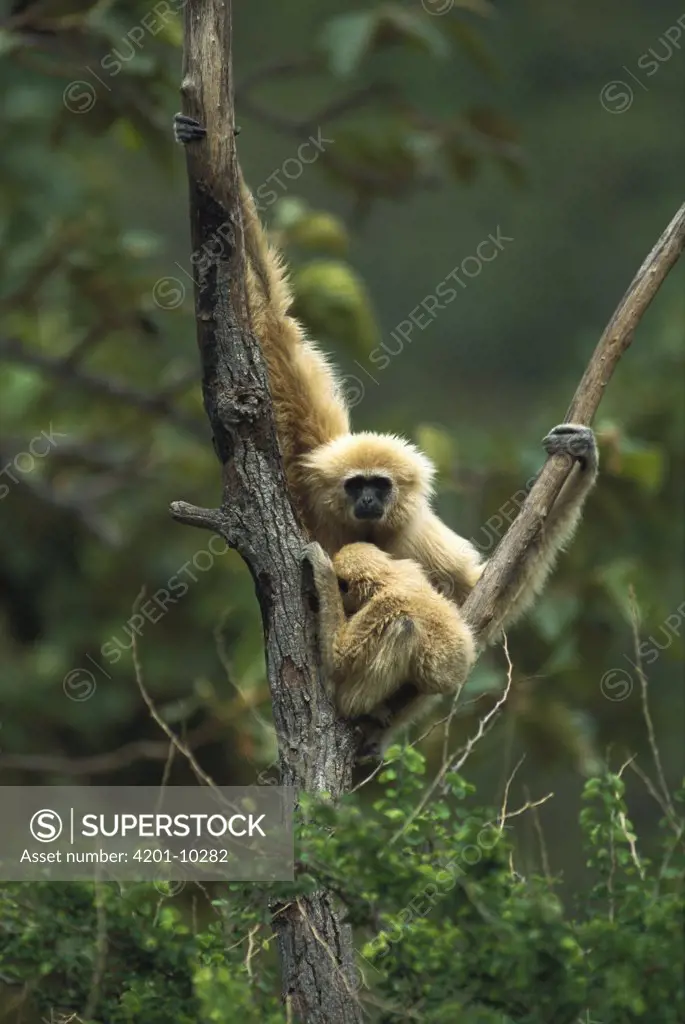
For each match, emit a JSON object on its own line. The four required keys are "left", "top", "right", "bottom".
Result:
{"left": 344, "top": 474, "right": 393, "bottom": 521}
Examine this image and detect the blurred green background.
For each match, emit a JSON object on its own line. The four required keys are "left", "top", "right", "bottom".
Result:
{"left": 0, "top": 0, "right": 683, "bottom": 892}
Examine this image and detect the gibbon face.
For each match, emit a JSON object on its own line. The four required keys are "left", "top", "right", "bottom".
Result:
{"left": 302, "top": 432, "right": 435, "bottom": 534}
{"left": 343, "top": 473, "right": 393, "bottom": 521}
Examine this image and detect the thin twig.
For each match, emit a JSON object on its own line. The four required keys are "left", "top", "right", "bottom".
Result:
{"left": 129, "top": 587, "right": 220, "bottom": 793}
{"left": 525, "top": 785, "right": 552, "bottom": 881}
{"left": 0, "top": 710, "right": 252, "bottom": 775}
{"left": 503, "top": 792, "right": 553, "bottom": 823}
{"left": 244, "top": 924, "right": 260, "bottom": 980}
{"left": 627, "top": 760, "right": 680, "bottom": 833}
{"left": 498, "top": 755, "right": 526, "bottom": 833}
{"left": 388, "top": 635, "right": 515, "bottom": 846}
{"left": 628, "top": 586, "right": 675, "bottom": 818}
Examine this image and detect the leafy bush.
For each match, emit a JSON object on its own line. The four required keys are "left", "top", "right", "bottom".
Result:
{"left": 1, "top": 752, "right": 682, "bottom": 1023}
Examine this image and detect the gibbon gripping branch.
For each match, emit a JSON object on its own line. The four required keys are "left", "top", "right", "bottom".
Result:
{"left": 169, "top": 3, "right": 685, "bottom": 1020}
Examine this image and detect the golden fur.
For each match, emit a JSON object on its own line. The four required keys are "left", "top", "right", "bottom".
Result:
{"left": 241, "top": 180, "right": 599, "bottom": 647}
{"left": 304, "top": 541, "right": 475, "bottom": 753}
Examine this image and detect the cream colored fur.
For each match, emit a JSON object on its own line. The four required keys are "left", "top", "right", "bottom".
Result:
{"left": 240, "top": 180, "right": 598, "bottom": 651}
{"left": 304, "top": 542, "right": 475, "bottom": 749}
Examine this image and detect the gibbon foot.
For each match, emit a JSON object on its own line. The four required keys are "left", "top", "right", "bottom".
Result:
{"left": 355, "top": 724, "right": 384, "bottom": 763}
{"left": 353, "top": 682, "right": 421, "bottom": 762}
{"left": 352, "top": 712, "right": 391, "bottom": 762}
{"left": 357, "top": 705, "right": 393, "bottom": 729}
{"left": 173, "top": 113, "right": 241, "bottom": 145}
{"left": 542, "top": 423, "right": 597, "bottom": 471}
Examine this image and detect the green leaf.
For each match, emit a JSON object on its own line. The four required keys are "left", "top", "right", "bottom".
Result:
{"left": 286, "top": 211, "right": 349, "bottom": 257}
{"left": 380, "top": 5, "right": 451, "bottom": 60}
{"left": 319, "top": 10, "right": 379, "bottom": 78}
{"left": 445, "top": 19, "right": 500, "bottom": 77}
{"left": 531, "top": 593, "right": 581, "bottom": 643}
{"left": 291, "top": 259, "right": 380, "bottom": 358}
{"left": 121, "top": 230, "right": 162, "bottom": 259}
{"left": 271, "top": 197, "right": 310, "bottom": 231}
{"left": 616, "top": 442, "right": 666, "bottom": 493}
{"left": 596, "top": 558, "right": 641, "bottom": 622}
{"left": 415, "top": 424, "right": 455, "bottom": 476}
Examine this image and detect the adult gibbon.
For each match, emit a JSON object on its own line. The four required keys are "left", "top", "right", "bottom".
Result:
{"left": 174, "top": 115, "right": 599, "bottom": 646}
{"left": 303, "top": 540, "right": 476, "bottom": 756}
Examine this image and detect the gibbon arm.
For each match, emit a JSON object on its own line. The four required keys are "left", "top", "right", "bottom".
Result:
{"left": 393, "top": 509, "right": 484, "bottom": 605}
{"left": 173, "top": 115, "right": 348, "bottom": 517}
{"left": 301, "top": 541, "right": 347, "bottom": 683}
{"left": 477, "top": 426, "right": 598, "bottom": 646}
{"left": 398, "top": 424, "right": 598, "bottom": 645}
{"left": 239, "top": 178, "right": 350, "bottom": 473}
{"left": 332, "top": 607, "right": 416, "bottom": 719}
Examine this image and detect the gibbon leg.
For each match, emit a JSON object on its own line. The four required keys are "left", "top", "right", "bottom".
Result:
{"left": 357, "top": 692, "right": 439, "bottom": 761}
{"left": 359, "top": 610, "right": 475, "bottom": 758}
{"left": 332, "top": 611, "right": 415, "bottom": 718}
{"left": 539, "top": 424, "right": 598, "bottom": 533}
{"left": 301, "top": 540, "right": 414, "bottom": 714}
{"left": 301, "top": 542, "right": 346, "bottom": 683}
{"left": 302, "top": 541, "right": 417, "bottom": 724}
{"left": 173, "top": 113, "right": 242, "bottom": 144}
{"left": 401, "top": 424, "right": 598, "bottom": 644}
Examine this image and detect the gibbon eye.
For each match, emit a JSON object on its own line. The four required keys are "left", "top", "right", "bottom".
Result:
{"left": 368, "top": 475, "right": 392, "bottom": 493}
{"left": 337, "top": 577, "right": 349, "bottom": 593}
{"left": 344, "top": 475, "right": 366, "bottom": 495}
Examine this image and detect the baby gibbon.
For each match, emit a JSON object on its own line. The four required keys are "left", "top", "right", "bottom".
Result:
{"left": 303, "top": 540, "right": 476, "bottom": 756}
{"left": 175, "top": 115, "right": 599, "bottom": 646}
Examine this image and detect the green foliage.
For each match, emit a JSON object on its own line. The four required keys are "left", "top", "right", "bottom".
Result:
{"left": 0, "top": 0, "right": 525, "bottom": 786}
{"left": 1, "top": 756, "right": 682, "bottom": 1022}
{"left": 1, "top": 2, "right": 684, "bottom": 1019}
{"left": 319, "top": 4, "right": 450, "bottom": 79}
{"left": 291, "top": 260, "right": 380, "bottom": 358}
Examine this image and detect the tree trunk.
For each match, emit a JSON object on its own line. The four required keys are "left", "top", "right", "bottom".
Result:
{"left": 172, "top": 2, "right": 361, "bottom": 1021}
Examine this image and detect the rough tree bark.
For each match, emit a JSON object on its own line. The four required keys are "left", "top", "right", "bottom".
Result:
{"left": 462, "top": 201, "right": 685, "bottom": 647}
{"left": 170, "top": 2, "right": 361, "bottom": 1022}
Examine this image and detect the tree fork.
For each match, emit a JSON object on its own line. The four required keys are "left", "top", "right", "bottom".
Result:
{"left": 172, "top": 2, "right": 361, "bottom": 1021}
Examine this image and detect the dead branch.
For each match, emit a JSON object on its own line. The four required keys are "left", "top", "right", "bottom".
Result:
{"left": 462, "top": 201, "right": 685, "bottom": 646}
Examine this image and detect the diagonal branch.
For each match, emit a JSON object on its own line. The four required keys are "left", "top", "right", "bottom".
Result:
{"left": 0, "top": 336, "right": 206, "bottom": 440}
{"left": 174, "top": 2, "right": 361, "bottom": 1022}
{"left": 463, "top": 201, "right": 685, "bottom": 647}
